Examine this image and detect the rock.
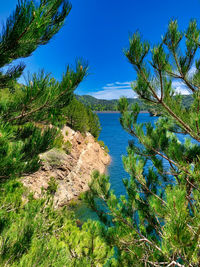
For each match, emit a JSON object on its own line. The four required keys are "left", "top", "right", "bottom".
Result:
{"left": 22, "top": 126, "right": 111, "bottom": 208}
{"left": 75, "top": 132, "right": 84, "bottom": 144}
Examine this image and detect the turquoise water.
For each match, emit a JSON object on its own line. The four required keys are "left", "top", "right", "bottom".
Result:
{"left": 75, "top": 113, "right": 193, "bottom": 221}
{"left": 75, "top": 112, "right": 158, "bottom": 220}
{"left": 98, "top": 112, "right": 158, "bottom": 196}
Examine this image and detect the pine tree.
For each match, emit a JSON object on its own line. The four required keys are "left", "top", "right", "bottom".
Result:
{"left": 87, "top": 20, "right": 200, "bottom": 266}
{"left": 0, "top": 0, "right": 87, "bottom": 180}
{"left": 0, "top": 2, "right": 115, "bottom": 266}
{"left": 64, "top": 98, "right": 90, "bottom": 133}
{"left": 64, "top": 97, "right": 101, "bottom": 138}
{"left": 0, "top": 179, "right": 115, "bottom": 266}
{"left": 86, "top": 106, "right": 101, "bottom": 138}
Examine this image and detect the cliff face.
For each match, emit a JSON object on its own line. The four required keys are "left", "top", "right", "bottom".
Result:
{"left": 22, "top": 126, "right": 110, "bottom": 208}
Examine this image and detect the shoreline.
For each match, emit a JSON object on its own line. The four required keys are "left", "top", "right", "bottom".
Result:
{"left": 94, "top": 110, "right": 149, "bottom": 114}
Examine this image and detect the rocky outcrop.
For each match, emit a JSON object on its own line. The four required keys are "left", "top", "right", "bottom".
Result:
{"left": 22, "top": 126, "right": 110, "bottom": 208}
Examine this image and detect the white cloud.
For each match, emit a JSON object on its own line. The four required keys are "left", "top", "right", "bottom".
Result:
{"left": 89, "top": 75, "right": 194, "bottom": 100}
{"left": 106, "top": 83, "right": 115, "bottom": 86}
{"left": 172, "top": 80, "right": 191, "bottom": 95}
{"left": 102, "top": 85, "right": 132, "bottom": 90}
{"left": 172, "top": 66, "right": 196, "bottom": 95}
{"left": 90, "top": 81, "right": 137, "bottom": 100}
{"left": 92, "top": 89, "right": 136, "bottom": 100}
{"left": 188, "top": 66, "right": 196, "bottom": 78}
{"left": 115, "top": 81, "right": 132, "bottom": 85}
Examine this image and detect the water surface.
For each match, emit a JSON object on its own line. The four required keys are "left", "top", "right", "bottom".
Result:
{"left": 75, "top": 112, "right": 158, "bottom": 220}
{"left": 98, "top": 112, "right": 157, "bottom": 196}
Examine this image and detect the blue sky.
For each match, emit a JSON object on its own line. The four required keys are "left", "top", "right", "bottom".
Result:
{"left": 1, "top": 0, "right": 200, "bottom": 99}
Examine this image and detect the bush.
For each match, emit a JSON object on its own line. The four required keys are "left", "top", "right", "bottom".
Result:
{"left": 53, "top": 131, "right": 64, "bottom": 148}
{"left": 63, "top": 140, "right": 72, "bottom": 154}
{"left": 98, "top": 140, "right": 109, "bottom": 153}
{"left": 47, "top": 177, "right": 58, "bottom": 195}
{"left": 0, "top": 180, "right": 115, "bottom": 266}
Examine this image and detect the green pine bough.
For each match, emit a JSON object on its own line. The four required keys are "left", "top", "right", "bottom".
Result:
{"left": 86, "top": 20, "right": 200, "bottom": 266}
{"left": 2, "top": 0, "right": 200, "bottom": 266}
{"left": 0, "top": 180, "right": 115, "bottom": 266}
{"left": 0, "top": 0, "right": 88, "bottom": 180}
{"left": 0, "top": 1, "right": 114, "bottom": 266}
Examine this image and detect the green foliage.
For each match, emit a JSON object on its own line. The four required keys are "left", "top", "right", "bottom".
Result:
{"left": 63, "top": 140, "right": 72, "bottom": 154}
{"left": 0, "top": 0, "right": 88, "bottom": 180}
{"left": 86, "top": 19, "right": 200, "bottom": 265}
{"left": 47, "top": 177, "right": 58, "bottom": 195}
{"left": 0, "top": 2, "right": 116, "bottom": 266}
{"left": 68, "top": 199, "right": 79, "bottom": 208}
{"left": 76, "top": 94, "right": 149, "bottom": 111}
{"left": 64, "top": 97, "right": 101, "bottom": 138}
{"left": 98, "top": 140, "right": 109, "bottom": 154}
{"left": 0, "top": 122, "right": 58, "bottom": 178}
{"left": 64, "top": 98, "right": 89, "bottom": 132}
{"left": 76, "top": 94, "right": 193, "bottom": 112}
{"left": 4, "top": 0, "right": 200, "bottom": 265}
{"left": 52, "top": 131, "right": 64, "bottom": 148}
{"left": 42, "top": 148, "right": 66, "bottom": 167}
{"left": 0, "top": 0, "right": 72, "bottom": 90}
{"left": 0, "top": 180, "right": 115, "bottom": 266}
{"left": 78, "top": 191, "right": 87, "bottom": 200}
{"left": 86, "top": 106, "right": 101, "bottom": 138}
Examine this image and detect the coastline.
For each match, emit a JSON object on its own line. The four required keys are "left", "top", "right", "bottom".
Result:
{"left": 94, "top": 110, "right": 149, "bottom": 114}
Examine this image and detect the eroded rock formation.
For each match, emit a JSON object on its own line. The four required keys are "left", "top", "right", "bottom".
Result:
{"left": 22, "top": 126, "right": 110, "bottom": 208}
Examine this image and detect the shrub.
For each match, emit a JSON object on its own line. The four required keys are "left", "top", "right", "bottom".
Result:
{"left": 98, "top": 140, "right": 109, "bottom": 153}
{"left": 63, "top": 140, "right": 72, "bottom": 154}
{"left": 47, "top": 177, "right": 58, "bottom": 195}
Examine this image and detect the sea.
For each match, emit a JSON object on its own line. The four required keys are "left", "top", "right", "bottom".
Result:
{"left": 97, "top": 112, "right": 158, "bottom": 196}
{"left": 74, "top": 112, "right": 158, "bottom": 221}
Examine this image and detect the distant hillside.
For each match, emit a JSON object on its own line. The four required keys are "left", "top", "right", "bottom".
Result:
{"left": 76, "top": 94, "right": 193, "bottom": 112}
{"left": 76, "top": 95, "right": 149, "bottom": 111}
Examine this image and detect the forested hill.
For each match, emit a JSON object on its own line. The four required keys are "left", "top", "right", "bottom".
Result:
{"left": 76, "top": 94, "right": 193, "bottom": 111}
